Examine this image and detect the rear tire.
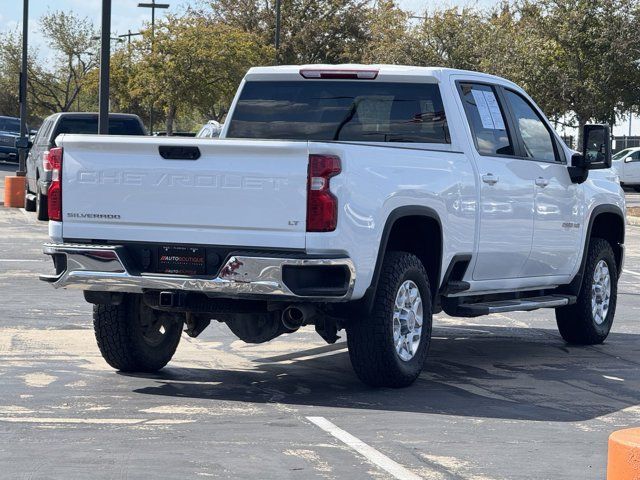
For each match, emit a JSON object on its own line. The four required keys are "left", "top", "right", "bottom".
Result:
{"left": 347, "top": 251, "right": 432, "bottom": 388}
{"left": 93, "top": 294, "right": 182, "bottom": 372}
{"left": 555, "top": 238, "right": 618, "bottom": 345}
{"left": 24, "top": 182, "right": 36, "bottom": 212}
{"left": 36, "top": 188, "right": 48, "bottom": 221}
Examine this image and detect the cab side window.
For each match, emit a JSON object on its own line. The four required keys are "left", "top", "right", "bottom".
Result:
{"left": 459, "top": 83, "right": 514, "bottom": 156}
{"left": 504, "top": 90, "right": 557, "bottom": 162}
{"left": 628, "top": 151, "right": 640, "bottom": 162}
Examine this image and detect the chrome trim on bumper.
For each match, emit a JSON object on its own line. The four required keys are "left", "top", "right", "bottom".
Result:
{"left": 41, "top": 243, "right": 355, "bottom": 301}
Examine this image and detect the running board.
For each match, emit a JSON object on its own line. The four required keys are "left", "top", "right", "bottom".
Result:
{"left": 456, "top": 295, "right": 576, "bottom": 317}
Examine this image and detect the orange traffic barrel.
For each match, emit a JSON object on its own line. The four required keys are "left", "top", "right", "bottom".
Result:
{"left": 3, "top": 176, "right": 26, "bottom": 208}
{"left": 608, "top": 427, "right": 640, "bottom": 479}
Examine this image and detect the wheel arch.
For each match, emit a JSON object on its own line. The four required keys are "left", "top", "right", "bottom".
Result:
{"left": 562, "top": 204, "right": 625, "bottom": 295}
{"left": 362, "top": 206, "right": 443, "bottom": 311}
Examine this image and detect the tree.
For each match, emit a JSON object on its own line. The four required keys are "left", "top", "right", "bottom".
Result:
{"left": 0, "top": 11, "right": 98, "bottom": 120}
{"left": 515, "top": 0, "right": 640, "bottom": 135}
{"left": 410, "top": 7, "right": 488, "bottom": 70}
{"left": 109, "top": 14, "right": 273, "bottom": 134}
{"left": 361, "top": 0, "right": 414, "bottom": 64}
{"left": 29, "top": 11, "right": 99, "bottom": 113}
{"left": 206, "top": 0, "right": 373, "bottom": 64}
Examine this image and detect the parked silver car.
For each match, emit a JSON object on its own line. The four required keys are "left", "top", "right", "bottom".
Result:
{"left": 196, "top": 120, "right": 222, "bottom": 138}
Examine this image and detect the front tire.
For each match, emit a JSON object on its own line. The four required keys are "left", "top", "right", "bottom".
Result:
{"left": 93, "top": 294, "right": 182, "bottom": 372}
{"left": 36, "top": 188, "right": 48, "bottom": 221}
{"left": 347, "top": 251, "right": 432, "bottom": 388}
{"left": 556, "top": 238, "right": 618, "bottom": 345}
{"left": 24, "top": 181, "right": 36, "bottom": 212}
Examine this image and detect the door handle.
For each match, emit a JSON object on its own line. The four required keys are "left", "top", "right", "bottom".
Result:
{"left": 481, "top": 173, "right": 499, "bottom": 185}
{"left": 535, "top": 177, "right": 549, "bottom": 187}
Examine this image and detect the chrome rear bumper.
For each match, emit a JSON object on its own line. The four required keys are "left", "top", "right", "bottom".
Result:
{"left": 41, "top": 243, "right": 355, "bottom": 301}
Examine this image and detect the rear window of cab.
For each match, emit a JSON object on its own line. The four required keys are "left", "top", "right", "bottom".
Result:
{"left": 227, "top": 81, "right": 450, "bottom": 144}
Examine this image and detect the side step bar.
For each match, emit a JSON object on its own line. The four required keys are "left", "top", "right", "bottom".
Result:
{"left": 456, "top": 295, "right": 576, "bottom": 317}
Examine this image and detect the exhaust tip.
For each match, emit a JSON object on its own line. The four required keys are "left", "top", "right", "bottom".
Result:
{"left": 282, "top": 306, "right": 305, "bottom": 331}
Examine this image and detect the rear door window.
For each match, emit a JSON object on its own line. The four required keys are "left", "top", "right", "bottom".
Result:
{"left": 39, "top": 119, "right": 55, "bottom": 147}
{"left": 458, "top": 83, "right": 514, "bottom": 156}
{"left": 227, "top": 81, "right": 450, "bottom": 143}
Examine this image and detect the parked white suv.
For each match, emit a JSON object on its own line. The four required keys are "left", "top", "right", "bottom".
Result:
{"left": 40, "top": 65, "right": 625, "bottom": 387}
{"left": 612, "top": 147, "right": 640, "bottom": 190}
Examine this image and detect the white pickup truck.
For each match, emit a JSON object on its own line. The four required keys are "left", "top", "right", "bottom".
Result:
{"left": 41, "top": 65, "right": 625, "bottom": 387}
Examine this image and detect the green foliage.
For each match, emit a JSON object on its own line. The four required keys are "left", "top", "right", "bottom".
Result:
{"left": 106, "top": 13, "right": 273, "bottom": 133}
{"left": 207, "top": 0, "right": 372, "bottom": 64}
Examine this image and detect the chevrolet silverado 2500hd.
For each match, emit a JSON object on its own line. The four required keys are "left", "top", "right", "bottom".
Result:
{"left": 40, "top": 65, "right": 625, "bottom": 388}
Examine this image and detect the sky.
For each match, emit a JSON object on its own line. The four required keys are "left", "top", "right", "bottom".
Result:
{"left": 0, "top": 0, "right": 634, "bottom": 135}
{"left": 0, "top": 0, "right": 497, "bottom": 52}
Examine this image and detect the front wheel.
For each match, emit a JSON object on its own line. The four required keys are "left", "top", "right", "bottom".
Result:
{"left": 556, "top": 238, "right": 618, "bottom": 345}
{"left": 93, "top": 294, "right": 182, "bottom": 372}
{"left": 24, "top": 181, "right": 36, "bottom": 212}
{"left": 347, "top": 251, "right": 432, "bottom": 388}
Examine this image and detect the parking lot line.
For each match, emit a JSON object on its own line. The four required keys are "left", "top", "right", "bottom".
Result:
{"left": 306, "top": 416, "right": 423, "bottom": 480}
{"left": 623, "top": 269, "right": 640, "bottom": 278}
{"left": 0, "top": 259, "right": 45, "bottom": 262}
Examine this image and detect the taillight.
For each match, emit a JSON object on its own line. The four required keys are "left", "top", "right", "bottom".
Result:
{"left": 299, "top": 69, "right": 378, "bottom": 80}
{"left": 47, "top": 147, "right": 63, "bottom": 221}
{"left": 42, "top": 151, "right": 51, "bottom": 171}
{"left": 306, "top": 154, "right": 341, "bottom": 232}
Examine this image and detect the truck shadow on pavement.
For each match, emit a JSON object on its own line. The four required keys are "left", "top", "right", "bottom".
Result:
{"left": 127, "top": 325, "right": 640, "bottom": 422}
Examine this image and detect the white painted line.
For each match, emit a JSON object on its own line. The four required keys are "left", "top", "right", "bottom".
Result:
{"left": 623, "top": 269, "right": 640, "bottom": 278}
{"left": 0, "top": 416, "right": 144, "bottom": 425}
{"left": 306, "top": 416, "right": 422, "bottom": 480}
{"left": 603, "top": 375, "right": 625, "bottom": 382}
{"left": 0, "top": 259, "right": 45, "bottom": 262}
{"left": 0, "top": 416, "right": 195, "bottom": 425}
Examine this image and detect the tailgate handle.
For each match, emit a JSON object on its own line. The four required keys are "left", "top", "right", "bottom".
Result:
{"left": 159, "top": 145, "right": 201, "bottom": 160}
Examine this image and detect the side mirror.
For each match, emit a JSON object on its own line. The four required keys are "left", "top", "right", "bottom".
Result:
{"left": 582, "top": 124, "right": 611, "bottom": 170}
{"left": 14, "top": 137, "right": 30, "bottom": 149}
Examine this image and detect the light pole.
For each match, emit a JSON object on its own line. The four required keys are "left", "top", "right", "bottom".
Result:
{"left": 98, "top": 0, "right": 112, "bottom": 135}
{"left": 92, "top": 35, "right": 124, "bottom": 44}
{"left": 119, "top": 30, "right": 142, "bottom": 45}
{"left": 138, "top": 0, "right": 170, "bottom": 135}
{"left": 16, "top": 0, "right": 29, "bottom": 176}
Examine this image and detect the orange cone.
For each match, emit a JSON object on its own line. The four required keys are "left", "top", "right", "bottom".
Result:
{"left": 608, "top": 428, "right": 640, "bottom": 479}
{"left": 3, "top": 176, "right": 26, "bottom": 208}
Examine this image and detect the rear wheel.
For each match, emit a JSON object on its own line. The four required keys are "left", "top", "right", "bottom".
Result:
{"left": 93, "top": 294, "right": 182, "bottom": 372}
{"left": 35, "top": 187, "right": 48, "bottom": 221}
{"left": 556, "top": 238, "right": 618, "bottom": 345}
{"left": 347, "top": 251, "right": 432, "bottom": 388}
{"left": 24, "top": 181, "right": 36, "bottom": 212}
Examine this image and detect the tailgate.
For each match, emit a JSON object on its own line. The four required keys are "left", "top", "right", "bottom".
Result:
{"left": 58, "top": 135, "right": 309, "bottom": 249}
